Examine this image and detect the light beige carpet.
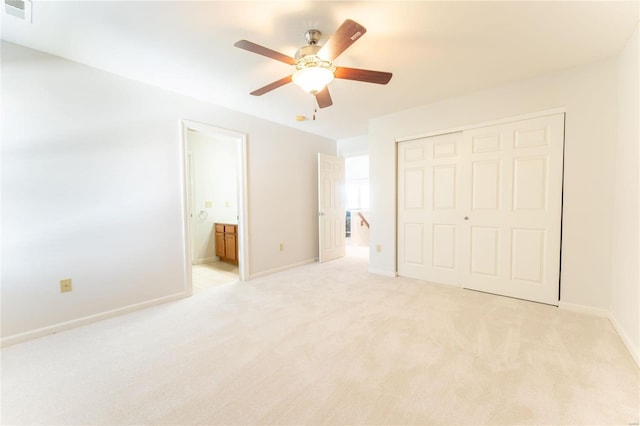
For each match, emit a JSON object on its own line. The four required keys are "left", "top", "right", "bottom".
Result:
{"left": 192, "top": 261, "right": 239, "bottom": 293}
{"left": 1, "top": 254, "right": 638, "bottom": 425}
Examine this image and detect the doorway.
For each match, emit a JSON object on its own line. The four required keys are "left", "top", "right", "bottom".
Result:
{"left": 345, "top": 155, "right": 370, "bottom": 259}
{"left": 181, "top": 120, "right": 249, "bottom": 295}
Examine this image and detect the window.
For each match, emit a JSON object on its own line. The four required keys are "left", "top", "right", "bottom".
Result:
{"left": 345, "top": 155, "right": 369, "bottom": 210}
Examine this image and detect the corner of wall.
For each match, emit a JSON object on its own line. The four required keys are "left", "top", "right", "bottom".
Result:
{"left": 609, "top": 312, "right": 640, "bottom": 368}
{"left": 608, "top": 22, "right": 640, "bottom": 369}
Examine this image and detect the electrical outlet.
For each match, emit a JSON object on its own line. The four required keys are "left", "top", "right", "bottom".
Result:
{"left": 204, "top": 200, "right": 212, "bottom": 208}
{"left": 376, "top": 244, "right": 382, "bottom": 253}
{"left": 279, "top": 243, "right": 284, "bottom": 252}
{"left": 60, "top": 278, "right": 72, "bottom": 293}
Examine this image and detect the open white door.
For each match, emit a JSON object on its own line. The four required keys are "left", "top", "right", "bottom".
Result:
{"left": 318, "top": 153, "right": 346, "bottom": 263}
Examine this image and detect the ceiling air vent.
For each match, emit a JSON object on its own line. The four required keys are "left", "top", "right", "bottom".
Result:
{"left": 4, "top": 0, "right": 32, "bottom": 23}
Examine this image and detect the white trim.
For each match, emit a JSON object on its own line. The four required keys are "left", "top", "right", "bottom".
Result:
{"left": 609, "top": 313, "right": 640, "bottom": 369}
{"left": 0, "top": 292, "right": 188, "bottom": 348}
{"left": 249, "top": 259, "right": 316, "bottom": 279}
{"left": 188, "top": 151, "right": 196, "bottom": 269}
{"left": 179, "top": 122, "right": 194, "bottom": 296}
{"left": 368, "top": 268, "right": 397, "bottom": 277}
{"left": 180, "top": 119, "right": 250, "bottom": 289}
{"left": 395, "top": 108, "right": 567, "bottom": 143}
{"left": 237, "top": 132, "right": 250, "bottom": 282}
{"left": 558, "top": 301, "right": 609, "bottom": 317}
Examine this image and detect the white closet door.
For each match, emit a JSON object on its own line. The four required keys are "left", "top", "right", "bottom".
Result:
{"left": 397, "top": 132, "right": 466, "bottom": 286}
{"left": 462, "top": 114, "right": 564, "bottom": 305}
{"left": 397, "top": 113, "right": 565, "bottom": 305}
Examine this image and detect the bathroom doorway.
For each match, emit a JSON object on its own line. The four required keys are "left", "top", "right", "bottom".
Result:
{"left": 181, "top": 120, "right": 249, "bottom": 294}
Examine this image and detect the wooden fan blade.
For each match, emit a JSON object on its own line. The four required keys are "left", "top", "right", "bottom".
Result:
{"left": 315, "top": 86, "right": 333, "bottom": 108}
{"left": 334, "top": 67, "right": 393, "bottom": 85}
{"left": 250, "top": 75, "right": 293, "bottom": 96}
{"left": 317, "top": 19, "right": 366, "bottom": 61}
{"left": 234, "top": 40, "right": 297, "bottom": 65}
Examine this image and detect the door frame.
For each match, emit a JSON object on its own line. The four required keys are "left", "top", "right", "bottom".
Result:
{"left": 395, "top": 108, "right": 567, "bottom": 144}
{"left": 180, "top": 119, "right": 249, "bottom": 295}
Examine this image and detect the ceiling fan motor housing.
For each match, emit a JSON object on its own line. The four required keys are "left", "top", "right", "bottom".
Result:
{"left": 304, "top": 29, "right": 321, "bottom": 45}
{"left": 292, "top": 31, "right": 335, "bottom": 95}
{"left": 295, "top": 44, "right": 322, "bottom": 60}
{"left": 295, "top": 39, "right": 335, "bottom": 75}
{"left": 295, "top": 31, "right": 334, "bottom": 73}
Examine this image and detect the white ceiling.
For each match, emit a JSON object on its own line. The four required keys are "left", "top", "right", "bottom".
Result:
{"left": 2, "top": 1, "right": 638, "bottom": 140}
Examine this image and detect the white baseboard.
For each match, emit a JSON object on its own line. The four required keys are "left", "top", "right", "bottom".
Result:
{"left": 368, "top": 268, "right": 397, "bottom": 277}
{"left": 0, "top": 291, "right": 189, "bottom": 348}
{"left": 558, "top": 301, "right": 609, "bottom": 317}
{"left": 608, "top": 313, "right": 640, "bottom": 369}
{"left": 249, "top": 258, "right": 317, "bottom": 279}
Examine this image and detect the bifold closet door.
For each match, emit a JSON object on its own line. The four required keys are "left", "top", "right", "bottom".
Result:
{"left": 397, "top": 131, "right": 467, "bottom": 287}
{"left": 461, "top": 114, "right": 564, "bottom": 305}
{"left": 397, "top": 113, "right": 565, "bottom": 305}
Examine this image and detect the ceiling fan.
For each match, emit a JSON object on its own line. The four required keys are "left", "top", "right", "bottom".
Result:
{"left": 234, "top": 19, "right": 392, "bottom": 109}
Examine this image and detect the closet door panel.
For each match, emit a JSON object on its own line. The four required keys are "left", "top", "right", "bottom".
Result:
{"left": 398, "top": 132, "right": 465, "bottom": 286}
{"left": 461, "top": 113, "right": 564, "bottom": 305}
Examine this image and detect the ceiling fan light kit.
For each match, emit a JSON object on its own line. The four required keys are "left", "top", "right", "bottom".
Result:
{"left": 234, "top": 19, "right": 392, "bottom": 109}
{"left": 292, "top": 62, "right": 335, "bottom": 95}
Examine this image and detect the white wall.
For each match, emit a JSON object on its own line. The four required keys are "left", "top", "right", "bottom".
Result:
{"left": 1, "top": 42, "right": 335, "bottom": 341}
{"left": 369, "top": 57, "right": 619, "bottom": 309}
{"left": 188, "top": 130, "right": 238, "bottom": 263}
{"left": 337, "top": 135, "right": 368, "bottom": 157}
{"left": 610, "top": 24, "right": 639, "bottom": 365}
